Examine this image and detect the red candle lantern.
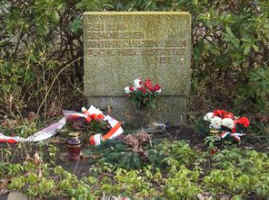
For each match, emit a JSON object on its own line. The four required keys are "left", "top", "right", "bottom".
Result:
{"left": 66, "top": 132, "right": 81, "bottom": 161}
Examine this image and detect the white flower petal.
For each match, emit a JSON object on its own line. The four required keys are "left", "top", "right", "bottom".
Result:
{"left": 210, "top": 116, "right": 222, "bottom": 129}
{"left": 124, "top": 86, "right": 131, "bottom": 94}
{"left": 133, "top": 78, "right": 142, "bottom": 89}
{"left": 204, "top": 112, "right": 214, "bottom": 122}
{"left": 222, "top": 118, "right": 234, "bottom": 129}
{"left": 155, "top": 88, "right": 162, "bottom": 94}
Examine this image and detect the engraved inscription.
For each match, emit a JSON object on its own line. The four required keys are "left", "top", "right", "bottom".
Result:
{"left": 87, "top": 31, "right": 144, "bottom": 39}
{"left": 86, "top": 21, "right": 187, "bottom": 64}
{"left": 83, "top": 12, "right": 191, "bottom": 97}
{"left": 87, "top": 23, "right": 128, "bottom": 31}
{"left": 87, "top": 40, "right": 186, "bottom": 48}
{"left": 88, "top": 48, "right": 185, "bottom": 56}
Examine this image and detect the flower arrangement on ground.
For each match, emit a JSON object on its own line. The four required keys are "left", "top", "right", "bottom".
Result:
{"left": 204, "top": 109, "right": 250, "bottom": 142}
{"left": 124, "top": 78, "right": 162, "bottom": 110}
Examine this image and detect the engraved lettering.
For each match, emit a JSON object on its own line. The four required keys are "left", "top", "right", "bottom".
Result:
{"left": 160, "top": 56, "right": 169, "bottom": 64}
{"left": 133, "top": 32, "right": 144, "bottom": 39}
{"left": 88, "top": 24, "right": 102, "bottom": 31}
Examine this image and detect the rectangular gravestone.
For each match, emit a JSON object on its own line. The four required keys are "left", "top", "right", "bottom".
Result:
{"left": 83, "top": 12, "right": 191, "bottom": 127}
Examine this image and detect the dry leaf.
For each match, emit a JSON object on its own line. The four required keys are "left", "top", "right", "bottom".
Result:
{"left": 27, "top": 112, "right": 39, "bottom": 122}
{"left": 0, "top": 179, "right": 9, "bottom": 189}
{"left": 107, "top": 105, "right": 112, "bottom": 115}
{"left": 47, "top": 101, "right": 62, "bottom": 117}
{"left": 25, "top": 153, "right": 31, "bottom": 162}
{"left": 197, "top": 192, "right": 213, "bottom": 200}
{"left": 0, "top": 189, "right": 8, "bottom": 196}
{"left": 1, "top": 119, "right": 18, "bottom": 129}
{"left": 38, "top": 167, "right": 42, "bottom": 178}
{"left": 89, "top": 154, "right": 102, "bottom": 160}
{"left": 123, "top": 134, "right": 141, "bottom": 152}
{"left": 59, "top": 152, "right": 69, "bottom": 162}
{"left": 33, "top": 152, "right": 42, "bottom": 165}
{"left": 122, "top": 130, "right": 151, "bottom": 153}
{"left": 255, "top": 113, "right": 269, "bottom": 123}
{"left": 136, "top": 130, "right": 152, "bottom": 146}
{"left": 264, "top": 126, "right": 269, "bottom": 135}
{"left": 219, "top": 194, "right": 231, "bottom": 200}
{"left": 49, "top": 136, "right": 64, "bottom": 144}
{"left": 101, "top": 193, "right": 130, "bottom": 200}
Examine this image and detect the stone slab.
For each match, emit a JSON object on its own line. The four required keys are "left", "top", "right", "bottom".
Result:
{"left": 87, "top": 95, "right": 187, "bottom": 127}
{"left": 7, "top": 192, "right": 27, "bottom": 200}
{"left": 83, "top": 12, "right": 191, "bottom": 126}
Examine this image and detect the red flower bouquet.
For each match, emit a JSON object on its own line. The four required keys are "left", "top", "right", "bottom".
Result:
{"left": 124, "top": 78, "right": 162, "bottom": 110}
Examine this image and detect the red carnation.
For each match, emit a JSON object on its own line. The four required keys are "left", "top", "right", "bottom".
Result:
{"left": 213, "top": 109, "right": 226, "bottom": 117}
{"left": 213, "top": 110, "right": 234, "bottom": 119}
{"left": 153, "top": 84, "right": 161, "bottom": 92}
{"left": 210, "top": 148, "right": 217, "bottom": 155}
{"left": 144, "top": 79, "right": 154, "bottom": 91}
{"left": 237, "top": 117, "right": 250, "bottom": 127}
{"left": 223, "top": 112, "right": 234, "bottom": 119}
{"left": 138, "top": 87, "right": 147, "bottom": 94}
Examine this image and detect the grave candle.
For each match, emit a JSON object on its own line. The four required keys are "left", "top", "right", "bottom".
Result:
{"left": 66, "top": 132, "right": 81, "bottom": 161}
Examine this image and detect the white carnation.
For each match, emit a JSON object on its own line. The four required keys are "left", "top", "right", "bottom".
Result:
{"left": 222, "top": 118, "right": 234, "bottom": 129}
{"left": 210, "top": 116, "right": 222, "bottom": 129}
{"left": 204, "top": 112, "right": 214, "bottom": 122}
{"left": 155, "top": 88, "right": 162, "bottom": 94}
{"left": 124, "top": 86, "right": 131, "bottom": 94}
{"left": 133, "top": 78, "right": 142, "bottom": 89}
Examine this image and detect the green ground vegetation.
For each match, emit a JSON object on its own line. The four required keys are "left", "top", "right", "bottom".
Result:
{"left": 1, "top": 139, "right": 269, "bottom": 200}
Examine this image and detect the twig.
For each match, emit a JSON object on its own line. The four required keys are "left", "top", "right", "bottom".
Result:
{"left": 37, "top": 57, "right": 82, "bottom": 115}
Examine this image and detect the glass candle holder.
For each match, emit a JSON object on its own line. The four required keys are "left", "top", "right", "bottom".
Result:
{"left": 66, "top": 132, "right": 81, "bottom": 161}
{"left": 210, "top": 129, "right": 220, "bottom": 135}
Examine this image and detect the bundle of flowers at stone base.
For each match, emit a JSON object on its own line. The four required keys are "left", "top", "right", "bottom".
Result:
{"left": 124, "top": 78, "right": 162, "bottom": 109}
{"left": 204, "top": 109, "right": 250, "bottom": 142}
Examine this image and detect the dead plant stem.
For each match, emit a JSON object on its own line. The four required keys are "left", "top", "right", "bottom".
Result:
{"left": 37, "top": 57, "right": 82, "bottom": 116}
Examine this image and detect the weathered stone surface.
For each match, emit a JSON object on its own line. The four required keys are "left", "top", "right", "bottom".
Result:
{"left": 83, "top": 12, "right": 191, "bottom": 126}
{"left": 7, "top": 192, "right": 27, "bottom": 200}
{"left": 86, "top": 96, "right": 187, "bottom": 127}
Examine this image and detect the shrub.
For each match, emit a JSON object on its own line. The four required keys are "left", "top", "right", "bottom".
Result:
{"left": 0, "top": 0, "right": 268, "bottom": 117}
{"left": 180, "top": 0, "right": 269, "bottom": 111}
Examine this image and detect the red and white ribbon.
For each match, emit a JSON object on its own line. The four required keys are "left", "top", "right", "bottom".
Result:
{"left": 0, "top": 118, "right": 66, "bottom": 143}
{"left": 0, "top": 105, "right": 123, "bottom": 145}
{"left": 220, "top": 131, "right": 245, "bottom": 142}
{"left": 86, "top": 106, "right": 124, "bottom": 145}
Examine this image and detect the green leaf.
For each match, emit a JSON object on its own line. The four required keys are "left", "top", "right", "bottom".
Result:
{"left": 70, "top": 17, "right": 82, "bottom": 33}
{"left": 252, "top": 44, "right": 259, "bottom": 52}
{"left": 243, "top": 46, "right": 250, "bottom": 55}
{"left": 52, "top": 11, "right": 60, "bottom": 23}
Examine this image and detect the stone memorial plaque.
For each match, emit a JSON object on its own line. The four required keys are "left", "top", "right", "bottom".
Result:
{"left": 83, "top": 12, "right": 191, "bottom": 127}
